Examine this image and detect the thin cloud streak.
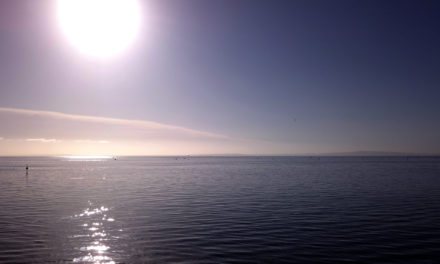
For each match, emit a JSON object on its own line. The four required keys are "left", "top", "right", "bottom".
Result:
{"left": 0, "top": 107, "right": 313, "bottom": 155}
{"left": 0, "top": 107, "right": 229, "bottom": 140}
{"left": 26, "top": 138, "right": 60, "bottom": 143}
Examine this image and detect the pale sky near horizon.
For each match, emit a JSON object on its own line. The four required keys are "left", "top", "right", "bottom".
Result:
{"left": 0, "top": 0, "right": 439, "bottom": 155}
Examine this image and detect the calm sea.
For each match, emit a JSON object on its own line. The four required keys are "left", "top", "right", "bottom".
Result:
{"left": 0, "top": 156, "right": 439, "bottom": 263}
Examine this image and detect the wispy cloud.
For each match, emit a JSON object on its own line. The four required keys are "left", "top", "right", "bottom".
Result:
{"left": 0, "top": 107, "right": 248, "bottom": 155}
{"left": 0, "top": 107, "right": 228, "bottom": 140}
{"left": 26, "top": 138, "right": 60, "bottom": 143}
{"left": 0, "top": 107, "right": 303, "bottom": 155}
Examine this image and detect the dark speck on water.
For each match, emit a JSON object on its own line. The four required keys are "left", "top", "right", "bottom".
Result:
{"left": 0, "top": 156, "right": 440, "bottom": 263}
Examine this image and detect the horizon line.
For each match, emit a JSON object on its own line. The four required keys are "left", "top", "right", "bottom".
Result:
{"left": 1, "top": 152, "right": 439, "bottom": 158}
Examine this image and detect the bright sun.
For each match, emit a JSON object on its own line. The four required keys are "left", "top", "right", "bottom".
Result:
{"left": 57, "top": 0, "right": 141, "bottom": 58}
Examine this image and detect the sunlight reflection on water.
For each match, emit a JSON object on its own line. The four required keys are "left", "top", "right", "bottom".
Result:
{"left": 61, "top": 156, "right": 114, "bottom": 162}
{"left": 72, "top": 201, "right": 116, "bottom": 264}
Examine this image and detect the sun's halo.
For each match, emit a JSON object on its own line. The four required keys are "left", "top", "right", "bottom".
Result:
{"left": 57, "top": 0, "right": 141, "bottom": 58}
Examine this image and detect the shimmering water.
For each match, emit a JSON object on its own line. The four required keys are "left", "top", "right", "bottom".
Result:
{"left": 0, "top": 156, "right": 439, "bottom": 263}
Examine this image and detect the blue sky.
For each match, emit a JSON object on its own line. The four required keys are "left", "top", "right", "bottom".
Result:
{"left": 0, "top": 0, "right": 439, "bottom": 155}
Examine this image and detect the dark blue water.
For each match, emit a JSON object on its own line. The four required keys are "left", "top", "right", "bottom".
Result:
{"left": 0, "top": 156, "right": 439, "bottom": 263}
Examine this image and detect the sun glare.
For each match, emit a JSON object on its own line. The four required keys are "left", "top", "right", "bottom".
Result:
{"left": 57, "top": 0, "right": 141, "bottom": 58}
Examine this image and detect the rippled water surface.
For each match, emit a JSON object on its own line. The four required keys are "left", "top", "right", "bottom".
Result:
{"left": 0, "top": 156, "right": 440, "bottom": 263}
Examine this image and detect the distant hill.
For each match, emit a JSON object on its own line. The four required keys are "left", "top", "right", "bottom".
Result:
{"left": 315, "top": 151, "right": 436, "bottom": 156}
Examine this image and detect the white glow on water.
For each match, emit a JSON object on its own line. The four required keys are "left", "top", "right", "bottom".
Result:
{"left": 72, "top": 204, "right": 117, "bottom": 264}
{"left": 73, "top": 254, "right": 115, "bottom": 264}
{"left": 61, "top": 156, "right": 113, "bottom": 160}
{"left": 92, "top": 232, "right": 107, "bottom": 237}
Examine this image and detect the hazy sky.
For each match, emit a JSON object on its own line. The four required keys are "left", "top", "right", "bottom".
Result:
{"left": 1, "top": 0, "right": 439, "bottom": 155}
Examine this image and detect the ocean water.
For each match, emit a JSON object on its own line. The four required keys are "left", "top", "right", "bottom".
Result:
{"left": 0, "top": 156, "right": 439, "bottom": 264}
